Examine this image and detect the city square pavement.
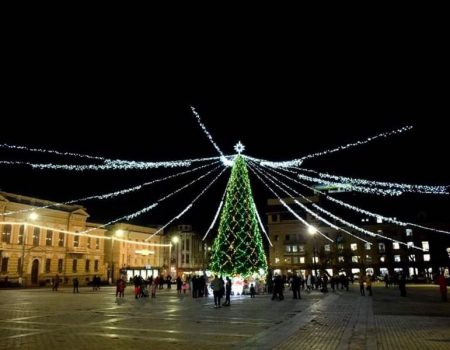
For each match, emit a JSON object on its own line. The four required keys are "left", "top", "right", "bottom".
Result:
{"left": 0, "top": 283, "right": 448, "bottom": 350}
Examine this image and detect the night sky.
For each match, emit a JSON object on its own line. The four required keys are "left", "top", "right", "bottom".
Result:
{"left": 1, "top": 44, "right": 449, "bottom": 234}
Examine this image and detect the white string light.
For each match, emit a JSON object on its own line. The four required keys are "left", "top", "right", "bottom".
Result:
{"left": 299, "top": 168, "right": 449, "bottom": 195}
{"left": 0, "top": 143, "right": 106, "bottom": 161}
{"left": 147, "top": 167, "right": 228, "bottom": 240}
{"left": 0, "top": 221, "right": 170, "bottom": 247}
{"left": 2, "top": 162, "right": 219, "bottom": 217}
{"left": 202, "top": 187, "right": 227, "bottom": 241}
{"left": 253, "top": 202, "right": 273, "bottom": 247}
{"left": 244, "top": 125, "right": 413, "bottom": 169}
{"left": 248, "top": 164, "right": 333, "bottom": 243}
{"left": 77, "top": 165, "right": 223, "bottom": 235}
{"left": 297, "top": 173, "right": 403, "bottom": 196}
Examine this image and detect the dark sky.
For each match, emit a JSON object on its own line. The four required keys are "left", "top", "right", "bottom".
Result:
{"left": 1, "top": 36, "right": 449, "bottom": 233}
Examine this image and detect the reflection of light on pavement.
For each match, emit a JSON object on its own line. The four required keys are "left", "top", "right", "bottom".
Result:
{"left": 232, "top": 276, "right": 243, "bottom": 295}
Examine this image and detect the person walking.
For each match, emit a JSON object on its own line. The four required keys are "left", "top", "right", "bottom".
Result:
{"left": 223, "top": 277, "right": 232, "bottom": 306}
{"left": 437, "top": 272, "right": 448, "bottom": 302}
{"left": 73, "top": 277, "right": 79, "bottom": 293}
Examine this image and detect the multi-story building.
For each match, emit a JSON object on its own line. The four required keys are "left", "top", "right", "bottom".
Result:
{"left": 105, "top": 223, "right": 166, "bottom": 283}
{"left": 166, "top": 224, "right": 211, "bottom": 278}
{"left": 267, "top": 196, "right": 450, "bottom": 280}
{"left": 0, "top": 191, "right": 107, "bottom": 286}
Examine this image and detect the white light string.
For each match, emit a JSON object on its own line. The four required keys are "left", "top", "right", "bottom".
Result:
{"left": 253, "top": 202, "right": 273, "bottom": 247}
{"left": 146, "top": 167, "right": 229, "bottom": 240}
{"left": 2, "top": 161, "right": 220, "bottom": 217}
{"left": 298, "top": 168, "right": 449, "bottom": 195}
{"left": 202, "top": 187, "right": 227, "bottom": 241}
{"left": 274, "top": 166, "right": 450, "bottom": 236}
{"left": 77, "top": 165, "right": 223, "bottom": 235}
{"left": 0, "top": 143, "right": 106, "bottom": 161}
{"left": 243, "top": 125, "right": 413, "bottom": 169}
{"left": 261, "top": 165, "right": 430, "bottom": 248}
{"left": 0, "top": 221, "right": 170, "bottom": 247}
{"left": 296, "top": 173, "right": 403, "bottom": 196}
{"left": 249, "top": 162, "right": 372, "bottom": 245}
{"left": 247, "top": 164, "right": 333, "bottom": 243}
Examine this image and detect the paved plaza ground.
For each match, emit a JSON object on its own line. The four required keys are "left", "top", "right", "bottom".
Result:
{"left": 0, "top": 283, "right": 448, "bottom": 350}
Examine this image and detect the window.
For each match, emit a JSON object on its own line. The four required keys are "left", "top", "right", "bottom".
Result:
{"left": 447, "top": 248, "right": 450, "bottom": 259}
{"left": 406, "top": 229, "right": 413, "bottom": 236}
{"left": 74, "top": 235, "right": 79, "bottom": 248}
{"left": 96, "top": 238, "right": 99, "bottom": 249}
{"left": 58, "top": 259, "right": 63, "bottom": 273}
{"left": 87, "top": 237, "right": 91, "bottom": 249}
{"left": 423, "top": 254, "right": 431, "bottom": 262}
{"left": 2, "top": 224, "right": 12, "bottom": 243}
{"left": 72, "top": 259, "right": 77, "bottom": 272}
{"left": 94, "top": 260, "right": 99, "bottom": 272}
{"left": 352, "top": 256, "right": 360, "bottom": 263}
{"left": 380, "top": 256, "right": 386, "bottom": 262}
{"left": 46, "top": 230, "right": 53, "bottom": 246}
{"left": 1, "top": 257, "right": 8, "bottom": 272}
{"left": 365, "top": 255, "right": 372, "bottom": 263}
{"left": 58, "top": 232, "right": 64, "bottom": 247}
{"left": 407, "top": 242, "right": 414, "bottom": 249}
{"left": 292, "top": 245, "right": 298, "bottom": 253}
{"left": 351, "top": 243, "right": 358, "bottom": 251}
{"left": 299, "top": 257, "right": 305, "bottom": 264}
{"left": 298, "top": 245, "right": 305, "bottom": 254}
{"left": 324, "top": 244, "right": 331, "bottom": 252}
{"left": 378, "top": 243, "right": 385, "bottom": 253}
{"left": 85, "top": 259, "right": 90, "bottom": 272}
{"left": 185, "top": 253, "right": 190, "bottom": 264}
{"left": 285, "top": 234, "right": 290, "bottom": 241}
{"left": 32, "top": 227, "right": 40, "bottom": 246}
{"left": 275, "top": 258, "right": 280, "bottom": 263}
{"left": 365, "top": 243, "right": 371, "bottom": 250}
{"left": 17, "top": 257, "right": 22, "bottom": 272}
{"left": 312, "top": 257, "right": 319, "bottom": 263}
{"left": 421, "top": 241, "right": 429, "bottom": 252}
{"left": 45, "top": 258, "right": 51, "bottom": 273}
{"left": 409, "top": 254, "right": 416, "bottom": 262}
{"left": 274, "top": 235, "right": 279, "bottom": 241}
{"left": 285, "top": 245, "right": 292, "bottom": 253}
{"left": 394, "top": 255, "right": 401, "bottom": 262}
{"left": 271, "top": 214, "right": 278, "bottom": 222}
{"left": 376, "top": 216, "right": 383, "bottom": 224}
{"left": 393, "top": 242, "right": 400, "bottom": 250}
{"left": 18, "top": 225, "right": 25, "bottom": 244}
{"left": 338, "top": 244, "right": 344, "bottom": 252}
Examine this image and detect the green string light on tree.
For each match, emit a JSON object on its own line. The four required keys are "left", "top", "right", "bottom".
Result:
{"left": 209, "top": 145, "right": 268, "bottom": 277}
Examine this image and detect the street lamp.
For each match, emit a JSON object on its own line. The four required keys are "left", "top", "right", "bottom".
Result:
{"left": 171, "top": 236, "right": 179, "bottom": 278}
{"left": 308, "top": 225, "right": 318, "bottom": 278}
{"left": 20, "top": 212, "right": 38, "bottom": 285}
{"left": 110, "top": 229, "right": 124, "bottom": 284}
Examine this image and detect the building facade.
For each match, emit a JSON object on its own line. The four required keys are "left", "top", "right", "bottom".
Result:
{"left": 267, "top": 196, "right": 450, "bottom": 280}
{"left": 0, "top": 191, "right": 107, "bottom": 286}
{"left": 105, "top": 223, "right": 166, "bottom": 283}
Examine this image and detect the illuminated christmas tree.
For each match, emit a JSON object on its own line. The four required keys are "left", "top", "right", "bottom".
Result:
{"left": 209, "top": 148, "right": 268, "bottom": 277}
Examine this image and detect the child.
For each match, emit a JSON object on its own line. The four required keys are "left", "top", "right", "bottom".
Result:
{"left": 250, "top": 283, "right": 256, "bottom": 298}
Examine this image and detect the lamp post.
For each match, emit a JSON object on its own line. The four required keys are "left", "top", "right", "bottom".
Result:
{"left": 308, "top": 225, "right": 318, "bottom": 277}
{"left": 171, "top": 236, "right": 179, "bottom": 278}
{"left": 20, "top": 212, "right": 38, "bottom": 285}
{"left": 110, "top": 229, "right": 124, "bottom": 284}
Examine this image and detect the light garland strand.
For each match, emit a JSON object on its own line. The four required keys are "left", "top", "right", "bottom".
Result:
{"left": 298, "top": 168, "right": 448, "bottom": 195}
{"left": 0, "top": 221, "right": 170, "bottom": 247}
{"left": 147, "top": 167, "right": 228, "bottom": 240}
{"left": 202, "top": 187, "right": 227, "bottom": 240}
{"left": 244, "top": 125, "right": 413, "bottom": 169}
{"left": 247, "top": 164, "right": 333, "bottom": 243}
{"left": 253, "top": 202, "right": 273, "bottom": 247}
{"left": 2, "top": 162, "right": 220, "bottom": 217}
{"left": 249, "top": 162, "right": 371, "bottom": 245}
{"left": 0, "top": 143, "right": 106, "bottom": 161}
{"left": 297, "top": 173, "right": 403, "bottom": 196}
{"left": 77, "top": 165, "right": 223, "bottom": 235}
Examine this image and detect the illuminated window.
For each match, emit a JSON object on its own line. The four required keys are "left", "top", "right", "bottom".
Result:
{"left": 351, "top": 243, "right": 358, "bottom": 251}
{"left": 378, "top": 243, "right": 385, "bottom": 253}
{"left": 324, "top": 244, "right": 331, "bottom": 252}
{"left": 338, "top": 256, "right": 344, "bottom": 262}
{"left": 275, "top": 258, "right": 280, "bottom": 263}
{"left": 292, "top": 245, "right": 298, "bottom": 253}
{"left": 365, "top": 255, "right": 372, "bottom": 263}
{"left": 422, "top": 241, "right": 429, "bottom": 252}
{"left": 447, "top": 248, "right": 450, "bottom": 259}
{"left": 376, "top": 216, "right": 383, "bottom": 223}
{"left": 380, "top": 256, "right": 386, "bottom": 262}
{"left": 300, "top": 257, "right": 305, "bottom": 264}
{"left": 298, "top": 245, "right": 305, "bottom": 254}
{"left": 365, "top": 243, "right": 371, "bottom": 250}
{"left": 312, "top": 257, "right": 319, "bottom": 263}
{"left": 409, "top": 254, "right": 416, "bottom": 262}
{"left": 406, "top": 229, "right": 413, "bottom": 236}
{"left": 393, "top": 242, "right": 400, "bottom": 250}
{"left": 394, "top": 255, "right": 401, "bottom": 262}
{"left": 352, "top": 256, "right": 360, "bottom": 263}
{"left": 423, "top": 254, "right": 430, "bottom": 262}
{"left": 407, "top": 242, "right": 414, "bottom": 249}
{"left": 338, "top": 244, "right": 344, "bottom": 252}
{"left": 285, "top": 245, "right": 291, "bottom": 253}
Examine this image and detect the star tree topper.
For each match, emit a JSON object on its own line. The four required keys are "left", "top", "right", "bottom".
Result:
{"left": 234, "top": 141, "right": 245, "bottom": 154}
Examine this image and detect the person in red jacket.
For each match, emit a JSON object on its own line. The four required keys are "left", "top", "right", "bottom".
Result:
{"left": 437, "top": 272, "right": 448, "bottom": 302}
